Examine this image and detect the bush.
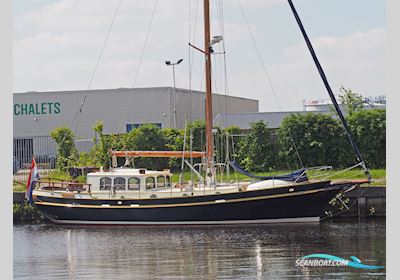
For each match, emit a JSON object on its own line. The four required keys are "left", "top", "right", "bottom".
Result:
{"left": 237, "top": 121, "right": 276, "bottom": 172}
{"left": 347, "top": 109, "right": 386, "bottom": 168}
{"left": 13, "top": 202, "right": 44, "bottom": 222}
{"left": 50, "top": 126, "right": 78, "bottom": 171}
{"left": 277, "top": 113, "right": 348, "bottom": 169}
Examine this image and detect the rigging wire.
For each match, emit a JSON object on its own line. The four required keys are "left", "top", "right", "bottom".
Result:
{"left": 131, "top": 0, "right": 158, "bottom": 89}
{"left": 216, "top": 0, "right": 231, "bottom": 167}
{"left": 188, "top": 0, "right": 202, "bottom": 181}
{"left": 236, "top": 0, "right": 304, "bottom": 168}
{"left": 217, "top": 0, "right": 233, "bottom": 171}
{"left": 116, "top": 0, "right": 159, "bottom": 136}
{"left": 73, "top": 0, "right": 123, "bottom": 134}
{"left": 38, "top": 0, "right": 123, "bottom": 164}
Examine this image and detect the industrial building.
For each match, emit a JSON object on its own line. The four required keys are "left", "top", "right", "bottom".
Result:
{"left": 215, "top": 98, "right": 386, "bottom": 131}
{"left": 302, "top": 96, "right": 386, "bottom": 112}
{"left": 214, "top": 96, "right": 386, "bottom": 130}
{"left": 13, "top": 87, "right": 258, "bottom": 165}
{"left": 13, "top": 86, "right": 385, "bottom": 171}
{"left": 213, "top": 111, "right": 326, "bottom": 130}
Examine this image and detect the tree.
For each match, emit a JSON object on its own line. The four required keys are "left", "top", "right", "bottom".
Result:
{"left": 123, "top": 124, "right": 167, "bottom": 170}
{"left": 76, "top": 151, "right": 97, "bottom": 167}
{"left": 163, "top": 128, "right": 184, "bottom": 170}
{"left": 186, "top": 120, "right": 206, "bottom": 153}
{"left": 347, "top": 109, "right": 386, "bottom": 168}
{"left": 222, "top": 126, "right": 241, "bottom": 162}
{"left": 237, "top": 121, "right": 276, "bottom": 172}
{"left": 92, "top": 121, "right": 112, "bottom": 167}
{"left": 339, "top": 87, "right": 364, "bottom": 116}
{"left": 50, "top": 126, "right": 78, "bottom": 171}
{"left": 277, "top": 113, "right": 348, "bottom": 169}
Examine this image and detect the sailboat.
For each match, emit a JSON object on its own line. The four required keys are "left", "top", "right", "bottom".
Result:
{"left": 30, "top": 0, "right": 370, "bottom": 225}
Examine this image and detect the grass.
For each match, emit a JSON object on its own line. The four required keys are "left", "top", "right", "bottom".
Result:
{"left": 13, "top": 182, "right": 26, "bottom": 192}
{"left": 13, "top": 168, "right": 386, "bottom": 192}
{"left": 170, "top": 169, "right": 385, "bottom": 185}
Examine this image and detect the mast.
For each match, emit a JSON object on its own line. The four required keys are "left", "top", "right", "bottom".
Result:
{"left": 287, "top": 0, "right": 371, "bottom": 181}
{"left": 203, "top": 0, "right": 214, "bottom": 168}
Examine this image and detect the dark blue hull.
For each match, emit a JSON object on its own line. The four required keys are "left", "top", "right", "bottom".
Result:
{"left": 34, "top": 181, "right": 350, "bottom": 225}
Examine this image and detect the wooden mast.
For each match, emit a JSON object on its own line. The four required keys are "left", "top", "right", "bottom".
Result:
{"left": 203, "top": 0, "right": 213, "bottom": 168}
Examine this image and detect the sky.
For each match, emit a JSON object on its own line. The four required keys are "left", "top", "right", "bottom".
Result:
{"left": 13, "top": 0, "right": 385, "bottom": 112}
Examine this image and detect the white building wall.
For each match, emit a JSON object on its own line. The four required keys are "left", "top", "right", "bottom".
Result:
{"left": 13, "top": 87, "right": 258, "bottom": 140}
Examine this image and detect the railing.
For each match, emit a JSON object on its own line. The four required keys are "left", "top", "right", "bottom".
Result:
{"left": 298, "top": 165, "right": 333, "bottom": 182}
{"left": 36, "top": 179, "right": 91, "bottom": 193}
{"left": 14, "top": 162, "right": 54, "bottom": 185}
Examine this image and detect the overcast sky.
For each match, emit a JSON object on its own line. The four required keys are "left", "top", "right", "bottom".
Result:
{"left": 13, "top": 0, "right": 385, "bottom": 112}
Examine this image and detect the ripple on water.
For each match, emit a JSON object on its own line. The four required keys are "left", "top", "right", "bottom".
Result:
{"left": 13, "top": 221, "right": 386, "bottom": 279}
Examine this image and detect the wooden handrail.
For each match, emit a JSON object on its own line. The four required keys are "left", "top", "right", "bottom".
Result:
{"left": 38, "top": 180, "right": 89, "bottom": 186}
{"left": 37, "top": 180, "right": 92, "bottom": 193}
{"left": 110, "top": 150, "right": 205, "bottom": 158}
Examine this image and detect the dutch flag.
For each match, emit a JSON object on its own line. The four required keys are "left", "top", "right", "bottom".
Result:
{"left": 25, "top": 158, "right": 40, "bottom": 204}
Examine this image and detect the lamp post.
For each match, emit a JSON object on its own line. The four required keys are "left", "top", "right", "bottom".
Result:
{"left": 165, "top": 58, "right": 183, "bottom": 129}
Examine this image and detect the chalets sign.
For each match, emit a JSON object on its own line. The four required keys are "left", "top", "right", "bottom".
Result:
{"left": 14, "top": 102, "right": 61, "bottom": 116}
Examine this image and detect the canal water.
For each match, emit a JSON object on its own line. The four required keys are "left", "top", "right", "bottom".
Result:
{"left": 14, "top": 220, "right": 385, "bottom": 279}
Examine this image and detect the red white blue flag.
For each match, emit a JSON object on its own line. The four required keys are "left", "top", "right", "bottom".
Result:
{"left": 25, "top": 158, "right": 40, "bottom": 203}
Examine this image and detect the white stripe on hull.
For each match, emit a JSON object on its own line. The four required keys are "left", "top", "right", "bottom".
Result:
{"left": 47, "top": 216, "right": 320, "bottom": 225}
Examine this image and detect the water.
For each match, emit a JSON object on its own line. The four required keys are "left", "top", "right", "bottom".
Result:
{"left": 13, "top": 221, "right": 385, "bottom": 279}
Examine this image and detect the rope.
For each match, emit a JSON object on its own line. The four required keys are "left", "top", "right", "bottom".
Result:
{"left": 236, "top": 0, "right": 304, "bottom": 168}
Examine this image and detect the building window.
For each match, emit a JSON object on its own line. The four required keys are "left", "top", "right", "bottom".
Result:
{"left": 145, "top": 177, "right": 155, "bottom": 189}
{"left": 157, "top": 176, "right": 165, "bottom": 188}
{"left": 126, "top": 123, "right": 162, "bottom": 132}
{"left": 114, "top": 177, "right": 126, "bottom": 190}
{"left": 128, "top": 177, "right": 141, "bottom": 190}
{"left": 100, "top": 177, "right": 112, "bottom": 190}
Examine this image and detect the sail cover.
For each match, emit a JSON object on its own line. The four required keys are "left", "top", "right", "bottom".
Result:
{"left": 229, "top": 160, "right": 308, "bottom": 182}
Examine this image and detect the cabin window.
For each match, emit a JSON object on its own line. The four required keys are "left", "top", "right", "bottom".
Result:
{"left": 128, "top": 177, "right": 140, "bottom": 190}
{"left": 114, "top": 177, "right": 126, "bottom": 190}
{"left": 100, "top": 177, "right": 112, "bottom": 190}
{"left": 146, "top": 177, "right": 155, "bottom": 189}
{"left": 166, "top": 176, "right": 171, "bottom": 188}
{"left": 157, "top": 176, "right": 165, "bottom": 188}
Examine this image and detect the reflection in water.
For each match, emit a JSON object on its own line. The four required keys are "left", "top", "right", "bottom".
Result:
{"left": 13, "top": 221, "right": 386, "bottom": 279}
{"left": 255, "top": 241, "right": 262, "bottom": 280}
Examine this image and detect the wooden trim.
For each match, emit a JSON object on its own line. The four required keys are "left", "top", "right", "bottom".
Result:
{"left": 110, "top": 150, "right": 205, "bottom": 158}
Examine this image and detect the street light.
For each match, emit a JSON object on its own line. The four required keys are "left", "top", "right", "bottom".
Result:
{"left": 165, "top": 58, "right": 183, "bottom": 129}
